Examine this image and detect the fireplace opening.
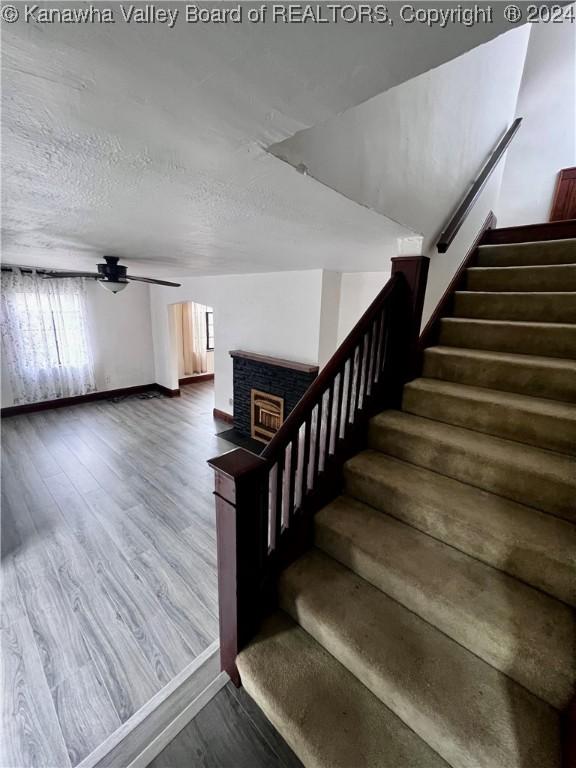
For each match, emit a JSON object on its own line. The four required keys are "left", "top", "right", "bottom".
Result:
{"left": 251, "top": 389, "right": 284, "bottom": 443}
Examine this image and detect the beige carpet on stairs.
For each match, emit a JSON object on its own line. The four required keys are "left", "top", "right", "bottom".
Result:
{"left": 237, "top": 236, "right": 576, "bottom": 768}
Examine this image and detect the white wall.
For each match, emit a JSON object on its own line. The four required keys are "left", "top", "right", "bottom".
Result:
{"left": 150, "top": 267, "right": 419, "bottom": 415}
{"left": 271, "top": 27, "right": 530, "bottom": 258}
{"left": 150, "top": 271, "right": 327, "bottom": 413}
{"left": 497, "top": 15, "right": 576, "bottom": 226}
{"left": 337, "top": 272, "right": 391, "bottom": 344}
{"left": 422, "top": 174, "right": 504, "bottom": 325}
{"left": 318, "top": 271, "right": 342, "bottom": 367}
{"left": 85, "top": 280, "right": 154, "bottom": 393}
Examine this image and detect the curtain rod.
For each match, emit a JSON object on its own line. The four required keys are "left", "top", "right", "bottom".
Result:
{"left": 2, "top": 265, "right": 48, "bottom": 273}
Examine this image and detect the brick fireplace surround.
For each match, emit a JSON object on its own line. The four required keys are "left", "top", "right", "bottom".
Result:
{"left": 230, "top": 350, "right": 319, "bottom": 441}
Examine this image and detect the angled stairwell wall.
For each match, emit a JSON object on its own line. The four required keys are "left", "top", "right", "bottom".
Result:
{"left": 269, "top": 26, "right": 532, "bottom": 328}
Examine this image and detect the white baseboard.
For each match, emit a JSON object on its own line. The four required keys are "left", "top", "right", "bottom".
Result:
{"left": 77, "top": 641, "right": 227, "bottom": 768}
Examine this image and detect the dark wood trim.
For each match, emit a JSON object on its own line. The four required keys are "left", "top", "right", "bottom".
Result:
{"left": 391, "top": 256, "right": 430, "bottom": 333}
{"left": 0, "top": 383, "right": 181, "bottom": 417}
{"left": 482, "top": 218, "right": 576, "bottom": 245}
{"left": 229, "top": 350, "right": 319, "bottom": 375}
{"left": 213, "top": 408, "right": 233, "bottom": 424}
{"left": 437, "top": 118, "right": 522, "bottom": 253}
{"left": 391, "top": 256, "right": 430, "bottom": 383}
{"left": 207, "top": 448, "right": 269, "bottom": 686}
{"left": 550, "top": 166, "right": 576, "bottom": 222}
{"left": 419, "top": 210, "right": 497, "bottom": 362}
{"left": 179, "top": 373, "right": 214, "bottom": 385}
{"left": 154, "top": 384, "right": 181, "bottom": 398}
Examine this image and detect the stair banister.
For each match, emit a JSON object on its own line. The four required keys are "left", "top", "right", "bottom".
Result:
{"left": 208, "top": 255, "right": 429, "bottom": 684}
{"left": 436, "top": 117, "right": 522, "bottom": 253}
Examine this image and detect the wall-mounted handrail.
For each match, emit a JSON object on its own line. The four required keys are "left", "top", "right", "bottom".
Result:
{"left": 436, "top": 117, "right": 522, "bottom": 253}
{"left": 208, "top": 255, "right": 429, "bottom": 685}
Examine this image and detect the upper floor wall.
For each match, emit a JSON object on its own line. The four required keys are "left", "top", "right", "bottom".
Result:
{"left": 269, "top": 26, "right": 531, "bottom": 257}
{"left": 497, "top": 12, "right": 576, "bottom": 226}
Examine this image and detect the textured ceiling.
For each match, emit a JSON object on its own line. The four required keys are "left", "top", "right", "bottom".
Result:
{"left": 1, "top": 4, "right": 515, "bottom": 276}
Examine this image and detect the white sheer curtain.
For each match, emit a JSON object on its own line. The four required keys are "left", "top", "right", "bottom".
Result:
{"left": 1, "top": 270, "right": 96, "bottom": 404}
{"left": 181, "top": 302, "right": 209, "bottom": 374}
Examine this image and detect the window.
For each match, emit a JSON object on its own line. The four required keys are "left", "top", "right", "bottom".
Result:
{"left": 13, "top": 293, "right": 89, "bottom": 369}
{"left": 206, "top": 309, "right": 214, "bottom": 351}
{"left": 1, "top": 272, "right": 96, "bottom": 404}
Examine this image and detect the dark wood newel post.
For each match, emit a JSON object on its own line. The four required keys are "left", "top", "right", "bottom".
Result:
{"left": 391, "top": 256, "right": 430, "bottom": 332}
{"left": 207, "top": 448, "right": 268, "bottom": 687}
{"left": 391, "top": 255, "right": 430, "bottom": 382}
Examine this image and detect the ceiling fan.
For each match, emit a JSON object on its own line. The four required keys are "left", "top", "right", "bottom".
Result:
{"left": 39, "top": 256, "right": 181, "bottom": 293}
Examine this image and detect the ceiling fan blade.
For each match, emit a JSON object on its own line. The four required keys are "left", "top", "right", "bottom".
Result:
{"left": 127, "top": 275, "right": 181, "bottom": 287}
{"left": 41, "top": 271, "right": 102, "bottom": 279}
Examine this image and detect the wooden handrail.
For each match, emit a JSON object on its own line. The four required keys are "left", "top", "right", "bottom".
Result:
{"left": 208, "top": 255, "right": 429, "bottom": 684}
{"left": 437, "top": 118, "right": 522, "bottom": 253}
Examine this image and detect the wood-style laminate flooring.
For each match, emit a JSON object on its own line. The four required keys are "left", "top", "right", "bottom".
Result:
{"left": 1, "top": 382, "right": 234, "bottom": 768}
{"left": 149, "top": 683, "right": 302, "bottom": 768}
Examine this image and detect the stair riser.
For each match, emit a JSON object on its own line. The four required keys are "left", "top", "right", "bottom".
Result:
{"left": 402, "top": 386, "right": 576, "bottom": 456}
{"left": 477, "top": 240, "right": 576, "bottom": 267}
{"left": 453, "top": 292, "right": 576, "bottom": 323}
{"left": 315, "top": 519, "right": 575, "bottom": 709}
{"left": 343, "top": 462, "right": 576, "bottom": 606}
{"left": 367, "top": 423, "right": 575, "bottom": 522}
{"left": 424, "top": 349, "right": 576, "bottom": 403}
{"left": 467, "top": 265, "right": 576, "bottom": 292}
{"left": 439, "top": 319, "right": 576, "bottom": 360}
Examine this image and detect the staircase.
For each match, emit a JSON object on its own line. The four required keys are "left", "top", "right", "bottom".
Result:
{"left": 235, "top": 236, "right": 576, "bottom": 768}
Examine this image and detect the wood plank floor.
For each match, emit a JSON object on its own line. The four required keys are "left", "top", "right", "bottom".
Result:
{"left": 149, "top": 683, "right": 302, "bottom": 768}
{"left": 1, "top": 383, "right": 234, "bottom": 768}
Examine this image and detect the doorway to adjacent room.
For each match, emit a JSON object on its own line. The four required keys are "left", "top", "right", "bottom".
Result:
{"left": 172, "top": 301, "right": 215, "bottom": 384}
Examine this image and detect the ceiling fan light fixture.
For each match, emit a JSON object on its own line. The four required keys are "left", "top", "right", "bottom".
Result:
{"left": 10, "top": 256, "right": 181, "bottom": 289}
{"left": 99, "top": 279, "right": 128, "bottom": 294}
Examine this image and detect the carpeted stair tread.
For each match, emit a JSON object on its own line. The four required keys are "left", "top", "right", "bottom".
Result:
{"left": 279, "top": 551, "right": 561, "bottom": 768}
{"left": 344, "top": 451, "right": 576, "bottom": 605}
{"left": 236, "top": 612, "right": 450, "bottom": 768}
{"left": 423, "top": 345, "right": 576, "bottom": 403}
{"left": 402, "top": 378, "right": 576, "bottom": 455}
{"left": 466, "top": 263, "right": 576, "bottom": 292}
{"left": 315, "top": 496, "right": 575, "bottom": 708}
{"left": 368, "top": 410, "right": 575, "bottom": 521}
{"left": 439, "top": 317, "right": 576, "bottom": 359}
{"left": 452, "top": 291, "right": 576, "bottom": 323}
{"left": 477, "top": 239, "right": 576, "bottom": 267}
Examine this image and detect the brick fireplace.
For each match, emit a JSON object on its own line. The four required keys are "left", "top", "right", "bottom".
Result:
{"left": 230, "top": 350, "right": 318, "bottom": 443}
